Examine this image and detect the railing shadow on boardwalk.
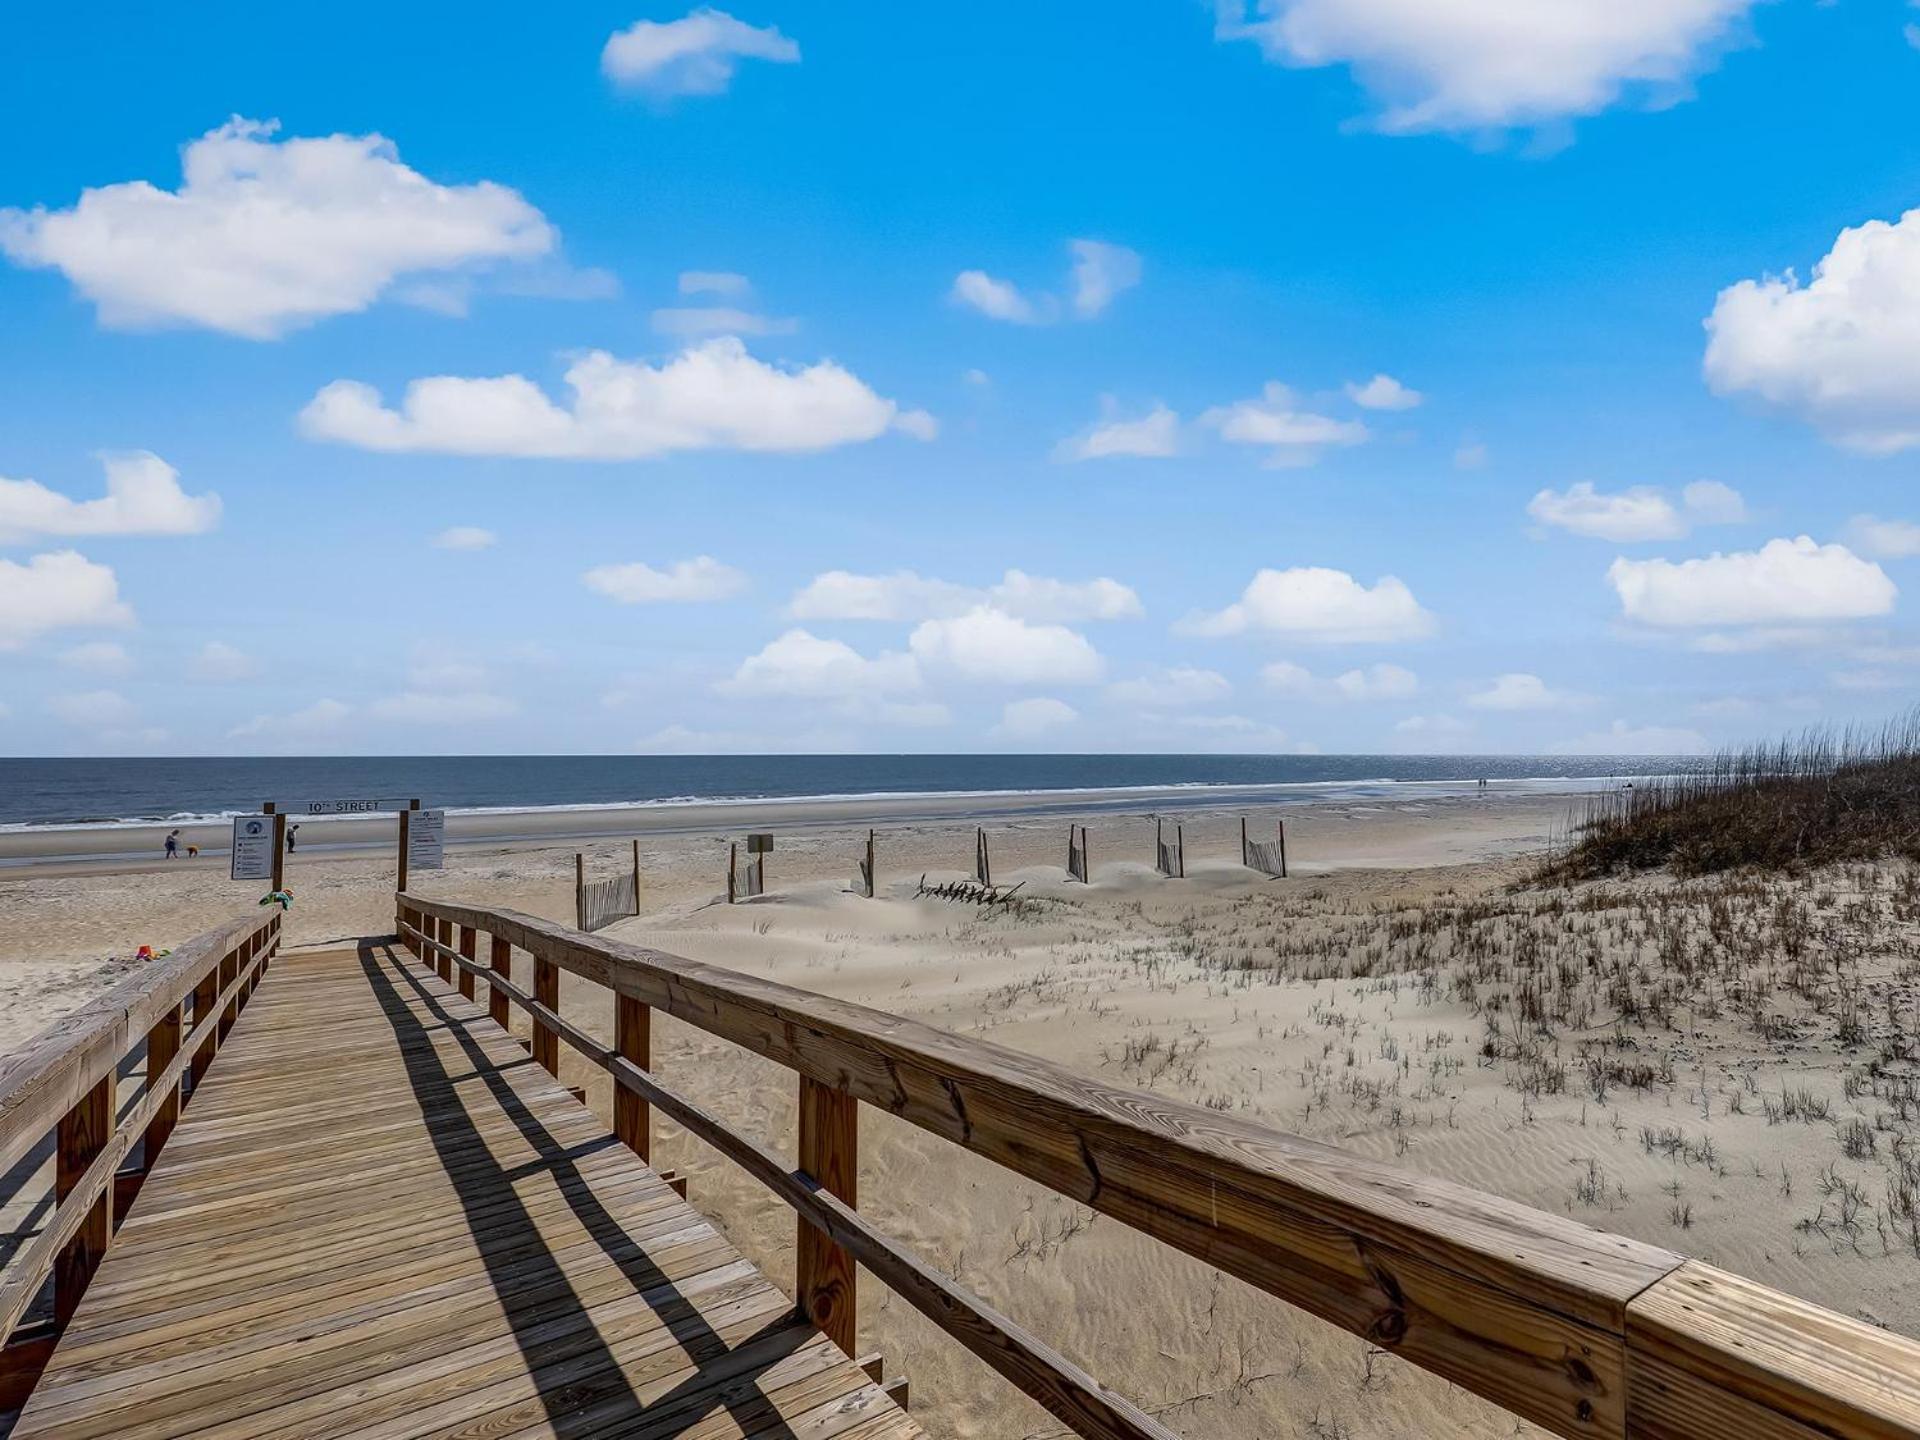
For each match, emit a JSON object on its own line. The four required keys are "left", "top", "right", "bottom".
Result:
{"left": 355, "top": 940, "right": 804, "bottom": 1439}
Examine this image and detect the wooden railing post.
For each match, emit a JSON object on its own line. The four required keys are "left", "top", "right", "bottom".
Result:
{"left": 54, "top": 1074, "right": 113, "bottom": 1327}
{"left": 615, "top": 994, "right": 650, "bottom": 1163}
{"left": 435, "top": 918, "right": 453, "bottom": 985}
{"left": 456, "top": 925, "right": 476, "bottom": 1001}
{"left": 141, "top": 1002, "right": 183, "bottom": 1162}
{"left": 216, "top": 948, "right": 239, "bottom": 1043}
{"left": 188, "top": 968, "right": 219, "bottom": 1092}
{"left": 488, "top": 935, "right": 511, "bottom": 1027}
{"left": 797, "top": 1076, "right": 858, "bottom": 1355}
{"left": 533, "top": 956, "right": 559, "bottom": 1076}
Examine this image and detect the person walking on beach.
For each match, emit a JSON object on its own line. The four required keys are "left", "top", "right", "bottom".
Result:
{"left": 164, "top": 829, "right": 180, "bottom": 859}
{"left": 286, "top": 823, "right": 300, "bottom": 854}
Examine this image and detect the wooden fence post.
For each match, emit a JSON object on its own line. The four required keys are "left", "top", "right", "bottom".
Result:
{"left": 533, "top": 956, "right": 559, "bottom": 1076}
{"left": 488, "top": 935, "right": 512, "bottom": 1028}
{"left": 436, "top": 918, "right": 453, "bottom": 984}
{"left": 574, "top": 853, "right": 586, "bottom": 931}
{"left": 141, "top": 1002, "right": 183, "bottom": 1163}
{"left": 797, "top": 1076, "right": 858, "bottom": 1356}
{"left": 615, "top": 994, "right": 651, "bottom": 1163}
{"left": 728, "top": 844, "right": 737, "bottom": 904}
{"left": 54, "top": 1074, "right": 113, "bottom": 1327}
{"left": 632, "top": 839, "right": 641, "bottom": 915}
{"left": 216, "top": 948, "right": 239, "bottom": 1043}
{"left": 1178, "top": 824, "right": 1185, "bottom": 879}
{"left": 1278, "top": 820, "right": 1288, "bottom": 878}
{"left": 1241, "top": 816, "right": 1248, "bottom": 867}
{"left": 457, "top": 925, "right": 476, "bottom": 1001}
{"left": 188, "top": 969, "right": 219, "bottom": 1092}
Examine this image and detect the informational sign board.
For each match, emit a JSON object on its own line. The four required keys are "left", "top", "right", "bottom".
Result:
{"left": 406, "top": 808, "right": 446, "bottom": 871}
{"left": 747, "top": 833, "right": 774, "bottom": 854}
{"left": 231, "top": 815, "right": 275, "bottom": 881}
{"left": 271, "top": 797, "right": 414, "bottom": 817}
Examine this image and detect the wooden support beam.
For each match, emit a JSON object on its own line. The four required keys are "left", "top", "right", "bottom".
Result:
{"left": 215, "top": 949, "right": 238, "bottom": 1044}
{"left": 533, "top": 956, "right": 559, "bottom": 1076}
{"left": 659, "top": 1169, "right": 688, "bottom": 1198}
{"left": 0, "top": 1322, "right": 59, "bottom": 1416}
{"left": 615, "top": 992, "right": 651, "bottom": 1162}
{"left": 488, "top": 934, "right": 511, "bottom": 1028}
{"left": 797, "top": 1074, "right": 858, "bottom": 1357}
{"left": 435, "top": 918, "right": 453, "bottom": 985}
{"left": 54, "top": 1074, "right": 112, "bottom": 1328}
{"left": 140, "top": 1001, "right": 182, "bottom": 1163}
{"left": 456, "top": 925, "right": 476, "bottom": 1001}
{"left": 187, "top": 969, "right": 219, "bottom": 1092}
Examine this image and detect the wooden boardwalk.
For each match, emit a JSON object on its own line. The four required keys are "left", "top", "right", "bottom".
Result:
{"left": 10, "top": 943, "right": 920, "bottom": 1440}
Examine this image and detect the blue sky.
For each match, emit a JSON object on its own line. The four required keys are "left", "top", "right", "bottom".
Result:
{"left": 6, "top": 1, "right": 1920, "bottom": 757}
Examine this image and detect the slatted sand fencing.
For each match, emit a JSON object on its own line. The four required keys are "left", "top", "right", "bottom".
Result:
{"left": 575, "top": 840, "right": 642, "bottom": 932}
{"left": 395, "top": 892, "right": 1920, "bottom": 1439}
{"left": 1066, "top": 824, "right": 1090, "bottom": 883}
{"left": 1243, "top": 816, "right": 1288, "bottom": 877}
{"left": 1154, "top": 819, "right": 1184, "bottom": 878}
{"left": 0, "top": 908, "right": 281, "bottom": 1406}
{"left": 855, "top": 830, "right": 876, "bottom": 898}
{"left": 974, "top": 827, "right": 992, "bottom": 885}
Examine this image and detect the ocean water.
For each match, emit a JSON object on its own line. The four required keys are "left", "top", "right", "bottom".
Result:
{"left": 0, "top": 754, "right": 1696, "bottom": 830}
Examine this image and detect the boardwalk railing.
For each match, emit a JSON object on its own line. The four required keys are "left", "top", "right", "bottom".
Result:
{"left": 394, "top": 891, "right": 1920, "bottom": 1439}
{"left": 0, "top": 909, "right": 280, "bottom": 1398}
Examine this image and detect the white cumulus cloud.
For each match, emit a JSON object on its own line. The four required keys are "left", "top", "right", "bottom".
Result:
{"left": 951, "top": 238, "right": 1140, "bottom": 325}
{"left": 602, "top": 9, "right": 800, "bottom": 98}
{"left": 909, "top": 608, "right": 1104, "bottom": 686}
{"left": 1527, "top": 480, "right": 1745, "bottom": 542}
{"left": 1055, "top": 401, "right": 1180, "bottom": 461}
{"left": 1215, "top": 0, "right": 1757, "bottom": 134}
{"left": 1466, "top": 672, "right": 1588, "bottom": 710}
{"left": 1201, "top": 382, "right": 1368, "bottom": 467}
{"left": 1608, "top": 537, "right": 1895, "bottom": 629}
{"left": 1344, "top": 373, "right": 1423, "bottom": 410}
{"left": 1108, "top": 667, "right": 1234, "bottom": 708}
{"left": 1187, "top": 566, "right": 1435, "bottom": 643}
{"left": 0, "top": 118, "right": 555, "bottom": 339}
{"left": 1848, "top": 515, "right": 1920, "bottom": 559}
{"left": 721, "top": 629, "right": 921, "bottom": 699}
{"left": 788, "top": 569, "right": 1140, "bottom": 623}
{"left": 229, "top": 698, "right": 351, "bottom": 742}
{"left": 1263, "top": 660, "right": 1418, "bottom": 701}
{"left": 59, "top": 641, "right": 131, "bottom": 674}
{"left": 299, "top": 338, "right": 920, "bottom": 459}
{"left": 0, "top": 452, "right": 219, "bottom": 544}
{"left": 1068, "top": 240, "right": 1143, "bottom": 318}
{"left": 0, "top": 551, "right": 132, "bottom": 649}
{"left": 583, "top": 555, "right": 747, "bottom": 603}
{"left": 1705, "top": 208, "right": 1920, "bottom": 454}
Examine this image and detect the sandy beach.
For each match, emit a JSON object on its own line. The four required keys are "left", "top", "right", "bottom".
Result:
{"left": 6, "top": 787, "right": 1916, "bottom": 1434}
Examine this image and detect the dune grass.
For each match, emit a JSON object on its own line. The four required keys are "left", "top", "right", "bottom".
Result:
{"left": 1545, "top": 713, "right": 1920, "bottom": 880}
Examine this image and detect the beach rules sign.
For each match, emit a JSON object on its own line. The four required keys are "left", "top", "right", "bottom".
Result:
{"left": 230, "top": 816, "right": 274, "bottom": 881}
{"left": 406, "top": 809, "right": 446, "bottom": 871}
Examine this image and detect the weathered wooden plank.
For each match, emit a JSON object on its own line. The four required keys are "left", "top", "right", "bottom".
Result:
{"left": 455, "top": 923, "right": 476, "bottom": 1001}
{"left": 798, "top": 1074, "right": 858, "bottom": 1357}
{"left": 615, "top": 991, "right": 650, "bottom": 1161}
{"left": 53, "top": 1074, "right": 113, "bottom": 1328}
{"left": 1626, "top": 1261, "right": 1920, "bottom": 1439}
{"left": 488, "top": 933, "right": 511, "bottom": 1027}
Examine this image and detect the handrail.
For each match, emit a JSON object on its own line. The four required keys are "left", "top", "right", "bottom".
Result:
{"left": 0, "top": 909, "right": 280, "bottom": 1349}
{"left": 397, "top": 892, "right": 1920, "bottom": 1440}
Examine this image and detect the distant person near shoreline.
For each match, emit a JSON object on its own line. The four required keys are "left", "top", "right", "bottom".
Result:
{"left": 164, "top": 829, "right": 180, "bottom": 859}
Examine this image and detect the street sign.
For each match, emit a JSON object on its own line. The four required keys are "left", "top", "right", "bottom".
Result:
{"left": 407, "top": 808, "right": 446, "bottom": 871}
{"left": 231, "top": 816, "right": 274, "bottom": 881}
{"left": 747, "top": 833, "right": 773, "bottom": 854}
{"left": 270, "top": 797, "right": 415, "bottom": 817}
